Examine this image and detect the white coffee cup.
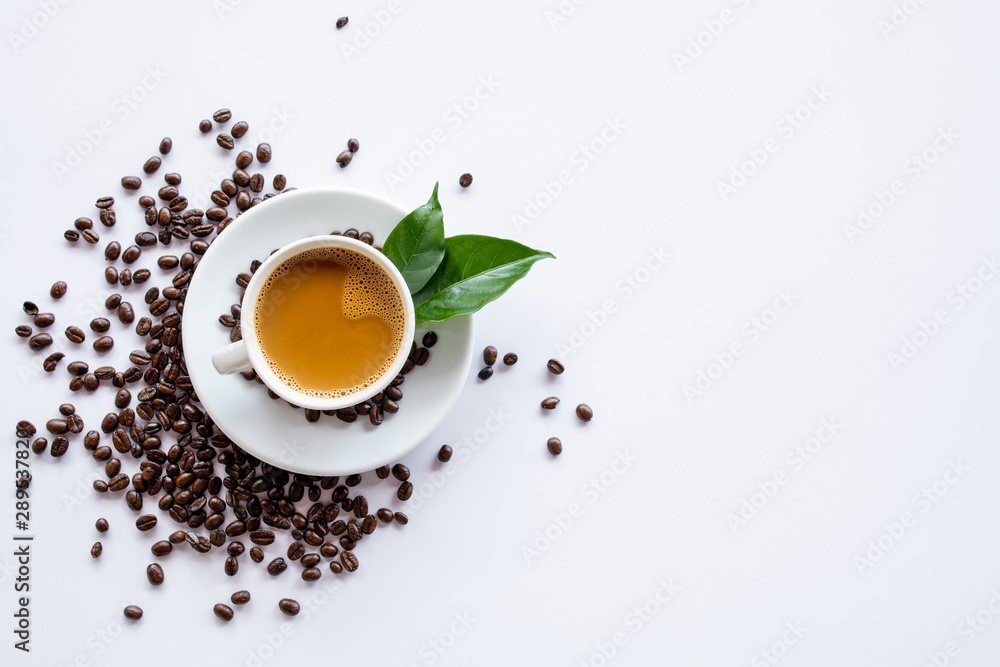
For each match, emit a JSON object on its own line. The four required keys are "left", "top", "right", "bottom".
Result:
{"left": 211, "top": 235, "right": 415, "bottom": 411}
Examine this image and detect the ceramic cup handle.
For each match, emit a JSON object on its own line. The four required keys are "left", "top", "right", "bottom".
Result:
{"left": 212, "top": 341, "right": 252, "bottom": 375}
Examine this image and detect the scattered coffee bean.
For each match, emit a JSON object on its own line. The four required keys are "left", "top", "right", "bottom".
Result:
{"left": 503, "top": 352, "right": 518, "bottom": 365}
{"left": 225, "top": 556, "right": 239, "bottom": 576}
{"left": 159, "top": 137, "right": 172, "bottom": 154}
{"left": 135, "top": 514, "right": 157, "bottom": 531}
{"left": 65, "top": 326, "right": 86, "bottom": 344}
{"left": 15, "top": 325, "right": 31, "bottom": 338}
{"left": 22, "top": 301, "right": 38, "bottom": 316}
{"left": 143, "top": 157, "right": 161, "bottom": 174}
{"left": 42, "top": 352, "right": 64, "bottom": 372}
{"left": 122, "top": 176, "right": 142, "bottom": 190}
{"left": 91, "top": 542, "right": 102, "bottom": 558}
{"left": 249, "top": 547, "right": 264, "bottom": 563}
{"left": 547, "top": 358, "right": 565, "bottom": 375}
{"left": 256, "top": 143, "right": 272, "bottom": 163}
{"left": 231, "top": 121, "right": 248, "bottom": 138}
{"left": 397, "top": 481, "right": 413, "bottom": 501}
{"left": 438, "top": 445, "right": 453, "bottom": 462}
{"left": 576, "top": 403, "right": 593, "bottom": 422}
{"left": 541, "top": 396, "right": 560, "bottom": 409}
{"left": 199, "top": 119, "right": 212, "bottom": 133}
{"left": 336, "top": 16, "right": 348, "bottom": 28}
{"left": 93, "top": 336, "right": 114, "bottom": 352}
{"left": 477, "top": 366, "right": 493, "bottom": 381}
{"left": 33, "top": 312, "right": 54, "bottom": 327}
{"left": 147, "top": 563, "right": 164, "bottom": 585}
{"left": 266, "top": 557, "right": 287, "bottom": 576}
{"left": 231, "top": 590, "right": 251, "bottom": 605}
{"left": 123, "top": 605, "right": 143, "bottom": 621}
{"left": 50, "top": 281, "right": 68, "bottom": 299}
{"left": 278, "top": 598, "right": 299, "bottom": 616}
{"left": 28, "top": 333, "right": 53, "bottom": 350}
{"left": 151, "top": 541, "right": 172, "bottom": 557}
{"left": 217, "top": 134, "right": 234, "bottom": 150}
{"left": 422, "top": 331, "right": 437, "bottom": 347}
{"left": 547, "top": 437, "right": 563, "bottom": 455}
{"left": 90, "top": 318, "right": 111, "bottom": 332}
{"left": 96, "top": 196, "right": 115, "bottom": 209}
{"left": 214, "top": 603, "right": 234, "bottom": 621}
{"left": 96, "top": 518, "right": 109, "bottom": 533}
{"left": 336, "top": 150, "right": 353, "bottom": 168}
{"left": 459, "top": 173, "right": 473, "bottom": 188}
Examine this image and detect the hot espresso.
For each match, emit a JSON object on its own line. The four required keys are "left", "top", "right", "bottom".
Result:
{"left": 254, "top": 247, "right": 405, "bottom": 399}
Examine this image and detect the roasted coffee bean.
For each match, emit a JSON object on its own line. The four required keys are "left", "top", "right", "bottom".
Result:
{"left": 414, "top": 348, "right": 429, "bottom": 366}
{"left": 168, "top": 530, "right": 187, "bottom": 544}
{"left": 233, "top": 169, "right": 250, "bottom": 187}
{"left": 104, "top": 266, "right": 119, "bottom": 285}
{"left": 165, "top": 172, "right": 182, "bottom": 186}
{"left": 199, "top": 119, "right": 212, "bottom": 133}
{"left": 105, "top": 241, "right": 122, "bottom": 261}
{"left": 377, "top": 508, "right": 394, "bottom": 523}
{"left": 100, "top": 413, "right": 119, "bottom": 433}
{"left": 547, "top": 437, "right": 563, "bottom": 455}
{"left": 278, "top": 598, "right": 299, "bottom": 615}
{"left": 421, "top": 331, "right": 437, "bottom": 348}
{"left": 231, "top": 120, "right": 248, "bottom": 138}
{"left": 394, "top": 512, "right": 408, "bottom": 525}
{"left": 249, "top": 173, "right": 264, "bottom": 193}
{"left": 122, "top": 176, "right": 142, "bottom": 190}
{"left": 108, "top": 472, "right": 129, "bottom": 491}
{"left": 50, "top": 437, "right": 69, "bottom": 457}
{"left": 301, "top": 553, "right": 321, "bottom": 568}
{"left": 224, "top": 557, "right": 239, "bottom": 576}
{"left": 231, "top": 590, "right": 251, "bottom": 605}
{"left": 157, "top": 255, "right": 179, "bottom": 270}
{"left": 114, "top": 304, "right": 135, "bottom": 327}
{"left": 336, "top": 150, "right": 353, "bottom": 168}
{"left": 459, "top": 173, "right": 473, "bottom": 188}
{"left": 547, "top": 358, "right": 565, "bottom": 375}
{"left": 300, "top": 567, "right": 321, "bottom": 582}
{"left": 93, "top": 480, "right": 108, "bottom": 493}
{"left": 151, "top": 540, "right": 172, "bottom": 557}
{"left": 93, "top": 336, "right": 114, "bottom": 352}
{"left": 84, "top": 430, "right": 100, "bottom": 449}
{"left": 397, "top": 481, "right": 413, "bottom": 501}
{"left": 15, "top": 325, "right": 31, "bottom": 338}
{"left": 158, "top": 136, "right": 172, "bottom": 154}
{"left": 149, "top": 299, "right": 169, "bottom": 316}
{"left": 235, "top": 191, "right": 251, "bottom": 210}
{"left": 96, "top": 518, "right": 109, "bottom": 533}
{"left": 143, "top": 156, "right": 161, "bottom": 174}
{"left": 29, "top": 333, "right": 53, "bottom": 351}
{"left": 320, "top": 542, "right": 339, "bottom": 557}
{"left": 82, "top": 228, "right": 101, "bottom": 243}
{"left": 267, "top": 557, "right": 287, "bottom": 576}
{"left": 339, "top": 536, "right": 356, "bottom": 551}
{"left": 42, "top": 352, "right": 64, "bottom": 372}
{"left": 541, "top": 396, "right": 560, "bottom": 410}
{"left": 139, "top": 195, "right": 155, "bottom": 208}
{"left": 46, "top": 418, "right": 68, "bottom": 434}
{"left": 168, "top": 196, "right": 188, "bottom": 212}
{"left": 146, "top": 563, "right": 164, "bottom": 585}
{"left": 329, "top": 561, "right": 343, "bottom": 574}
{"left": 353, "top": 495, "right": 369, "bottom": 518}
{"left": 477, "top": 366, "right": 493, "bottom": 381}
{"left": 340, "top": 551, "right": 359, "bottom": 572}
{"left": 126, "top": 490, "right": 143, "bottom": 511}
{"left": 390, "top": 464, "right": 409, "bottom": 481}
{"left": 50, "top": 280, "right": 68, "bottom": 299}
{"left": 123, "top": 605, "right": 143, "bottom": 621}
{"left": 214, "top": 603, "right": 235, "bottom": 621}
{"left": 135, "top": 514, "right": 157, "bottom": 531}
{"left": 272, "top": 174, "right": 286, "bottom": 190}
{"left": 361, "top": 515, "right": 377, "bottom": 534}
{"left": 250, "top": 530, "right": 275, "bottom": 545}
{"left": 122, "top": 246, "right": 141, "bottom": 264}
{"left": 33, "top": 312, "right": 54, "bottom": 328}
{"left": 64, "top": 229, "right": 80, "bottom": 242}
{"left": 368, "top": 404, "right": 383, "bottom": 425}
{"left": 158, "top": 185, "right": 178, "bottom": 201}
{"left": 91, "top": 542, "right": 103, "bottom": 558}
{"left": 135, "top": 231, "right": 157, "bottom": 247}
{"left": 217, "top": 133, "right": 235, "bottom": 150}
{"left": 336, "top": 16, "right": 349, "bottom": 28}
{"left": 235, "top": 150, "right": 253, "bottom": 169}
{"left": 66, "top": 413, "right": 84, "bottom": 433}
{"left": 438, "top": 445, "right": 453, "bottom": 462}
{"left": 503, "top": 352, "right": 518, "bottom": 366}
{"left": 96, "top": 196, "right": 115, "bottom": 209}
{"left": 249, "top": 547, "right": 264, "bottom": 563}
{"left": 212, "top": 108, "right": 232, "bottom": 123}
{"left": 133, "top": 268, "right": 152, "bottom": 284}
{"left": 483, "top": 345, "right": 497, "bottom": 366}
{"left": 576, "top": 403, "right": 593, "bottom": 422}
{"left": 256, "top": 143, "right": 272, "bottom": 163}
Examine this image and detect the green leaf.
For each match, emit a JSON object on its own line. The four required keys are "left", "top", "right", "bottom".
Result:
{"left": 382, "top": 183, "right": 445, "bottom": 293}
{"left": 412, "top": 235, "right": 555, "bottom": 325}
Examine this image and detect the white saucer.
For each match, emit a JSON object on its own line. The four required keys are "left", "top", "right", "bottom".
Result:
{"left": 183, "top": 187, "right": 474, "bottom": 475}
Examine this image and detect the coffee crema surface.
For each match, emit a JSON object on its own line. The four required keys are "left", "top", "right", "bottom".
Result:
{"left": 254, "top": 247, "right": 405, "bottom": 398}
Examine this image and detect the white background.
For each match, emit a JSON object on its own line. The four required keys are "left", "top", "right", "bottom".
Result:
{"left": 3, "top": 1, "right": 1000, "bottom": 665}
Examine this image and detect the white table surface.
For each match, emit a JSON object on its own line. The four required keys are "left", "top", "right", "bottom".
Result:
{"left": 3, "top": 1, "right": 999, "bottom": 665}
